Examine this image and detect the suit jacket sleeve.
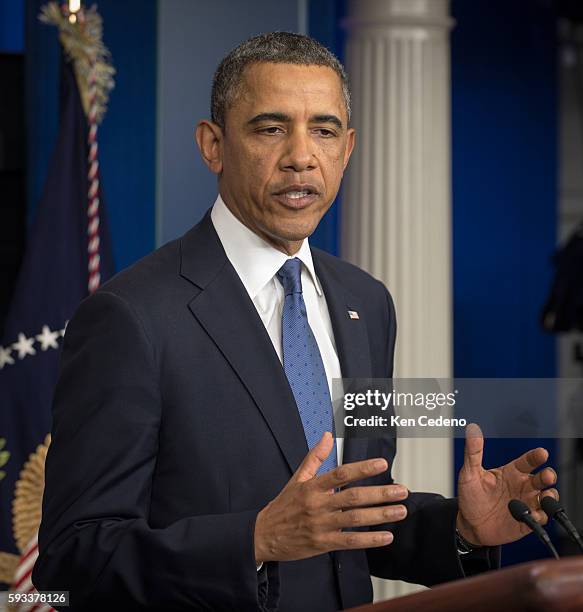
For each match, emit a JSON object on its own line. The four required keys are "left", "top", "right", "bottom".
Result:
{"left": 33, "top": 291, "right": 275, "bottom": 611}
{"left": 365, "top": 285, "right": 500, "bottom": 586}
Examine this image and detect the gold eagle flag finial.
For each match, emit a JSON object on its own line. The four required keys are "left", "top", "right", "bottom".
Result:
{"left": 39, "top": 1, "right": 115, "bottom": 123}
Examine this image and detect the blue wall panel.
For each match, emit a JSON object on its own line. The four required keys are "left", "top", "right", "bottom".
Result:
{"left": 97, "top": 0, "right": 157, "bottom": 271}
{"left": 451, "top": 0, "right": 557, "bottom": 565}
{"left": 308, "top": 0, "right": 346, "bottom": 256}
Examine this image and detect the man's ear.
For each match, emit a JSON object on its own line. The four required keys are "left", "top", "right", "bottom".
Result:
{"left": 343, "top": 127, "right": 356, "bottom": 171}
{"left": 195, "top": 120, "right": 223, "bottom": 175}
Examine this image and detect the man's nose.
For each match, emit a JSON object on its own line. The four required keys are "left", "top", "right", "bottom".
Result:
{"left": 281, "top": 130, "right": 317, "bottom": 173}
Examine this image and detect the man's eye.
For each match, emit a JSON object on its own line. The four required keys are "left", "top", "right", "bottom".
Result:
{"left": 315, "top": 129, "right": 336, "bottom": 137}
{"left": 260, "top": 126, "right": 284, "bottom": 135}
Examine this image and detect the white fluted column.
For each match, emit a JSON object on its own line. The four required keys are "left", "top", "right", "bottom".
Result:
{"left": 342, "top": 0, "right": 454, "bottom": 600}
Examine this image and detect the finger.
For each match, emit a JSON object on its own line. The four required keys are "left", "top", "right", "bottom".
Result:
{"left": 316, "top": 457, "right": 389, "bottom": 491}
{"left": 530, "top": 467, "right": 557, "bottom": 491}
{"left": 329, "top": 484, "right": 409, "bottom": 510}
{"left": 327, "top": 530, "right": 394, "bottom": 551}
{"left": 294, "top": 432, "right": 334, "bottom": 483}
{"left": 463, "top": 423, "right": 484, "bottom": 473}
{"left": 329, "top": 504, "right": 407, "bottom": 530}
{"left": 531, "top": 509, "right": 548, "bottom": 525}
{"left": 513, "top": 447, "right": 549, "bottom": 474}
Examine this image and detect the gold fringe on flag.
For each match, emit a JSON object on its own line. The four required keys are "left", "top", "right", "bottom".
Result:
{"left": 39, "top": 2, "right": 115, "bottom": 123}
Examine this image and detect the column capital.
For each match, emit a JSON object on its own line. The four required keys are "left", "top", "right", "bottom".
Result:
{"left": 344, "top": 0, "right": 453, "bottom": 31}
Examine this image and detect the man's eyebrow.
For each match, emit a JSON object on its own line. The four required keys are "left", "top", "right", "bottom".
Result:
{"left": 310, "top": 114, "right": 343, "bottom": 130}
{"left": 246, "top": 112, "right": 344, "bottom": 130}
{"left": 247, "top": 112, "right": 291, "bottom": 125}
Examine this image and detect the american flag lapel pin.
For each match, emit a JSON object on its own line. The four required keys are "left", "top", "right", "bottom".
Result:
{"left": 347, "top": 309, "right": 359, "bottom": 320}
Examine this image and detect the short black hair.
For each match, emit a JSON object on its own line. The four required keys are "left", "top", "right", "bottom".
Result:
{"left": 211, "top": 31, "right": 351, "bottom": 128}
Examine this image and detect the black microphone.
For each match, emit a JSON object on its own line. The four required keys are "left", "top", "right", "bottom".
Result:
{"left": 508, "top": 499, "right": 559, "bottom": 559}
{"left": 541, "top": 496, "right": 583, "bottom": 554}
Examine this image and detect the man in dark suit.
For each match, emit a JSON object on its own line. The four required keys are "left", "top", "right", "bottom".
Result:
{"left": 34, "top": 32, "right": 559, "bottom": 611}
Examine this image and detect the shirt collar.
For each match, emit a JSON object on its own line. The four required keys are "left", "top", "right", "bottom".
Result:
{"left": 210, "top": 194, "right": 323, "bottom": 300}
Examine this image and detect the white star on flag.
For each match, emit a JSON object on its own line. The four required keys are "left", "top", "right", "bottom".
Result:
{"left": 36, "top": 325, "right": 60, "bottom": 351}
{"left": 0, "top": 346, "right": 15, "bottom": 369}
{"left": 12, "top": 333, "right": 37, "bottom": 360}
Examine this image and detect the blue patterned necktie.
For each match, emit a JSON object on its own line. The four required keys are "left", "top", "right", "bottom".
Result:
{"left": 277, "top": 258, "right": 337, "bottom": 475}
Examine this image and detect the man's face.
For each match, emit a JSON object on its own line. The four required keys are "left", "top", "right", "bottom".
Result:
{"left": 197, "top": 62, "right": 355, "bottom": 254}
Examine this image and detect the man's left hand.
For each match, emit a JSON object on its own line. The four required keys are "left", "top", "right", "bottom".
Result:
{"left": 456, "top": 423, "right": 558, "bottom": 547}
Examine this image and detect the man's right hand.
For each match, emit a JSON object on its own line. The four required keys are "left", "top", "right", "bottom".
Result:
{"left": 254, "top": 432, "right": 408, "bottom": 564}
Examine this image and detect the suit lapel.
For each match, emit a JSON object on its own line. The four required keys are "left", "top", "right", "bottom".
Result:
{"left": 312, "top": 251, "right": 372, "bottom": 466}
{"left": 180, "top": 213, "right": 308, "bottom": 475}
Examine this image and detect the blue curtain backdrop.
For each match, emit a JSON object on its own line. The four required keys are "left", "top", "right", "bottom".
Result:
{"left": 451, "top": 0, "right": 558, "bottom": 566}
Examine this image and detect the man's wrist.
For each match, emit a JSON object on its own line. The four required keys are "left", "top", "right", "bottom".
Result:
{"left": 455, "top": 511, "right": 482, "bottom": 549}
{"left": 456, "top": 528, "right": 479, "bottom": 554}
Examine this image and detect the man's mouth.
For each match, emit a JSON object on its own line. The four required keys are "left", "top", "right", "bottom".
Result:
{"left": 273, "top": 184, "right": 320, "bottom": 209}
{"left": 286, "top": 190, "right": 312, "bottom": 199}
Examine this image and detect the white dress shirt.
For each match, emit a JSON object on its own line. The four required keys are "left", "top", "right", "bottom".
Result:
{"left": 210, "top": 194, "right": 344, "bottom": 464}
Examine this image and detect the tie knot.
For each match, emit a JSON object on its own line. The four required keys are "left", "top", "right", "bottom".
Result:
{"left": 277, "top": 258, "right": 303, "bottom": 296}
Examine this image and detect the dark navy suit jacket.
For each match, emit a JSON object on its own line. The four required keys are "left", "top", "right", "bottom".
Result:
{"left": 33, "top": 211, "right": 497, "bottom": 610}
